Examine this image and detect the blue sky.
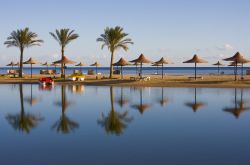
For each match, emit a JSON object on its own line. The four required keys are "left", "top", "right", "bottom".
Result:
{"left": 0, "top": 0, "right": 249, "bottom": 66}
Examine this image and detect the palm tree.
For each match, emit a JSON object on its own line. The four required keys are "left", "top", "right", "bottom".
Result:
{"left": 50, "top": 29, "right": 79, "bottom": 78}
{"left": 6, "top": 84, "right": 44, "bottom": 133}
{"left": 97, "top": 26, "right": 133, "bottom": 78}
{"left": 4, "top": 28, "right": 43, "bottom": 77}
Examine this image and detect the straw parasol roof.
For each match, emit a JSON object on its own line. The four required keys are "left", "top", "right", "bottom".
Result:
{"left": 53, "top": 56, "right": 76, "bottom": 64}
{"left": 75, "top": 62, "right": 85, "bottom": 67}
{"left": 50, "top": 63, "right": 60, "bottom": 67}
{"left": 223, "top": 52, "right": 250, "bottom": 63}
{"left": 7, "top": 61, "right": 15, "bottom": 66}
{"left": 154, "top": 57, "right": 170, "bottom": 65}
{"left": 90, "top": 62, "right": 101, "bottom": 67}
{"left": 42, "top": 62, "right": 49, "bottom": 66}
{"left": 183, "top": 54, "right": 207, "bottom": 64}
{"left": 130, "top": 54, "right": 152, "bottom": 64}
{"left": 14, "top": 62, "right": 20, "bottom": 66}
{"left": 23, "top": 57, "right": 39, "bottom": 65}
{"left": 113, "top": 58, "right": 131, "bottom": 66}
{"left": 228, "top": 61, "right": 242, "bottom": 66}
{"left": 213, "top": 61, "right": 224, "bottom": 66}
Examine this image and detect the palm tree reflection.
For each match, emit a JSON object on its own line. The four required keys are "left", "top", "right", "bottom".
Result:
{"left": 98, "top": 87, "right": 133, "bottom": 135}
{"left": 131, "top": 87, "right": 151, "bottom": 114}
{"left": 52, "top": 85, "right": 79, "bottom": 134}
{"left": 185, "top": 88, "right": 206, "bottom": 112}
{"left": 6, "top": 84, "right": 43, "bottom": 134}
{"left": 223, "top": 88, "right": 250, "bottom": 119}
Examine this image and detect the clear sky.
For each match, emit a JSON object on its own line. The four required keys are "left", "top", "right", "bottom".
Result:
{"left": 0, "top": 0, "right": 249, "bottom": 66}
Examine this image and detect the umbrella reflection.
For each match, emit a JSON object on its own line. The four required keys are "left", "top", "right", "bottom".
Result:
{"left": 24, "top": 84, "right": 40, "bottom": 106}
{"left": 6, "top": 84, "right": 43, "bottom": 134}
{"left": 158, "top": 88, "right": 168, "bottom": 107}
{"left": 116, "top": 87, "right": 129, "bottom": 108}
{"left": 52, "top": 85, "right": 79, "bottom": 134}
{"left": 185, "top": 88, "right": 206, "bottom": 112}
{"left": 131, "top": 87, "right": 151, "bottom": 114}
{"left": 223, "top": 89, "right": 250, "bottom": 119}
{"left": 98, "top": 87, "right": 133, "bottom": 135}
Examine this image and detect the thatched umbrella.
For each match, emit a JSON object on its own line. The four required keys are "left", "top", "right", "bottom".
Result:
{"left": 223, "top": 89, "right": 250, "bottom": 119}
{"left": 23, "top": 57, "right": 40, "bottom": 78}
{"left": 7, "top": 61, "right": 15, "bottom": 69}
{"left": 183, "top": 54, "right": 207, "bottom": 80}
{"left": 130, "top": 54, "right": 152, "bottom": 79}
{"left": 75, "top": 62, "right": 85, "bottom": 73}
{"left": 53, "top": 56, "right": 76, "bottom": 79}
{"left": 131, "top": 88, "right": 151, "bottom": 114}
{"left": 185, "top": 88, "right": 206, "bottom": 112}
{"left": 223, "top": 52, "right": 250, "bottom": 80}
{"left": 213, "top": 61, "right": 224, "bottom": 75}
{"left": 42, "top": 62, "right": 50, "bottom": 71}
{"left": 90, "top": 62, "right": 101, "bottom": 75}
{"left": 113, "top": 58, "right": 131, "bottom": 79}
{"left": 154, "top": 57, "right": 170, "bottom": 79}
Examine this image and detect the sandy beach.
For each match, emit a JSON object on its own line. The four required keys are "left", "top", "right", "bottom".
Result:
{"left": 1, "top": 74, "right": 250, "bottom": 88}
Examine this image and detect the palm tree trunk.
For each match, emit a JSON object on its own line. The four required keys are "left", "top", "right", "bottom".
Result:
{"left": 19, "top": 48, "right": 24, "bottom": 78}
{"left": 19, "top": 84, "right": 24, "bottom": 116}
{"left": 110, "top": 87, "right": 114, "bottom": 112}
{"left": 110, "top": 51, "right": 114, "bottom": 79}
{"left": 61, "top": 46, "right": 65, "bottom": 79}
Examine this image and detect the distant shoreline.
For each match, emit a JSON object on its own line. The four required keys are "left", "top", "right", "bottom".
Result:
{"left": 0, "top": 74, "right": 250, "bottom": 88}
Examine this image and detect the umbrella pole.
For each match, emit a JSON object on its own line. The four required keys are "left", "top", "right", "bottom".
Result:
{"left": 194, "top": 88, "right": 197, "bottom": 105}
{"left": 140, "top": 63, "right": 142, "bottom": 79}
{"left": 121, "top": 66, "right": 123, "bottom": 79}
{"left": 195, "top": 63, "right": 197, "bottom": 80}
{"left": 235, "top": 61, "right": 238, "bottom": 81}
{"left": 241, "top": 63, "right": 244, "bottom": 80}
{"left": 162, "top": 63, "right": 164, "bottom": 79}
{"left": 136, "top": 64, "right": 138, "bottom": 75}
{"left": 157, "top": 66, "right": 158, "bottom": 74}
{"left": 218, "top": 65, "right": 220, "bottom": 75}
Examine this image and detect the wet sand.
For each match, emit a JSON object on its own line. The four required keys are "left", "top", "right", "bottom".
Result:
{"left": 0, "top": 74, "right": 250, "bottom": 88}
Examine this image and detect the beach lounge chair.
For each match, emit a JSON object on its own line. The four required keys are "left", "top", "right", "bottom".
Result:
{"left": 69, "top": 74, "right": 85, "bottom": 81}
{"left": 87, "top": 69, "right": 94, "bottom": 75}
{"left": 73, "top": 70, "right": 82, "bottom": 74}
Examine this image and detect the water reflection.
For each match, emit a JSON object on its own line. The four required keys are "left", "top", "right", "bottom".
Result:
{"left": 131, "top": 87, "right": 151, "bottom": 114}
{"left": 223, "top": 89, "right": 250, "bottom": 119}
{"left": 6, "top": 84, "right": 43, "bottom": 133}
{"left": 158, "top": 88, "right": 168, "bottom": 107}
{"left": 116, "top": 87, "right": 129, "bottom": 108}
{"left": 98, "top": 87, "right": 133, "bottom": 135}
{"left": 185, "top": 88, "right": 206, "bottom": 112}
{"left": 52, "top": 85, "right": 79, "bottom": 134}
{"left": 68, "top": 85, "right": 85, "bottom": 94}
{"left": 24, "top": 84, "right": 40, "bottom": 106}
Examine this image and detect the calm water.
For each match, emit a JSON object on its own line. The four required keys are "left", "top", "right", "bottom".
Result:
{"left": 0, "top": 84, "right": 250, "bottom": 165}
{"left": 1, "top": 66, "right": 250, "bottom": 75}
